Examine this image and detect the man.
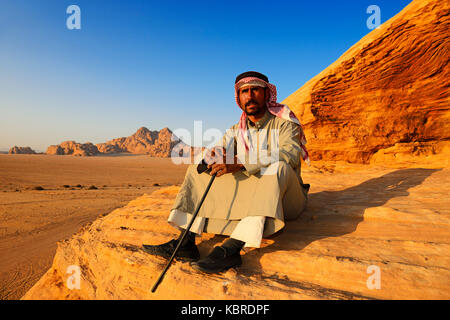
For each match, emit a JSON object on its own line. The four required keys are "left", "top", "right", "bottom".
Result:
{"left": 142, "top": 71, "right": 310, "bottom": 273}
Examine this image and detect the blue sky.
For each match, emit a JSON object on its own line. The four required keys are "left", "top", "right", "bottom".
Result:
{"left": 0, "top": 0, "right": 412, "bottom": 151}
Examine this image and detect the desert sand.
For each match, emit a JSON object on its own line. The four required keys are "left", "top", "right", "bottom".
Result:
{"left": 0, "top": 154, "right": 188, "bottom": 299}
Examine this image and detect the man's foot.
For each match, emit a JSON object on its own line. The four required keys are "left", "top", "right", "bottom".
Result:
{"left": 142, "top": 239, "right": 200, "bottom": 262}
{"left": 190, "top": 246, "right": 242, "bottom": 273}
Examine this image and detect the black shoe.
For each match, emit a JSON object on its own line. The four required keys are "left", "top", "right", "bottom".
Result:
{"left": 190, "top": 246, "right": 242, "bottom": 274}
{"left": 142, "top": 239, "right": 200, "bottom": 262}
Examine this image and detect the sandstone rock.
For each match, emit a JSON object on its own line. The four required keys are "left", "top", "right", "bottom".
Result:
{"left": 8, "top": 146, "right": 36, "bottom": 154}
{"left": 22, "top": 164, "right": 450, "bottom": 299}
{"left": 46, "top": 127, "right": 189, "bottom": 157}
{"left": 46, "top": 141, "right": 99, "bottom": 156}
{"left": 283, "top": 0, "right": 450, "bottom": 164}
{"left": 95, "top": 141, "right": 125, "bottom": 154}
{"left": 45, "top": 145, "right": 65, "bottom": 155}
{"left": 96, "top": 127, "right": 189, "bottom": 157}
{"left": 146, "top": 127, "right": 179, "bottom": 157}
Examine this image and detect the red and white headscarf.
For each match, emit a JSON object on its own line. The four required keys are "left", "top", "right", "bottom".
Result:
{"left": 235, "top": 76, "right": 310, "bottom": 165}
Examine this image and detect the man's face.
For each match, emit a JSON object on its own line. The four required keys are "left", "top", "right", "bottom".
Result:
{"left": 238, "top": 86, "right": 267, "bottom": 116}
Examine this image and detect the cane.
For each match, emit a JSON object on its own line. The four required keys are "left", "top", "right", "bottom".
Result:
{"left": 151, "top": 160, "right": 215, "bottom": 293}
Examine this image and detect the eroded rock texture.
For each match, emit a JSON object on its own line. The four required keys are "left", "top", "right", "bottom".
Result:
{"left": 283, "top": 0, "right": 449, "bottom": 164}
{"left": 22, "top": 165, "right": 450, "bottom": 300}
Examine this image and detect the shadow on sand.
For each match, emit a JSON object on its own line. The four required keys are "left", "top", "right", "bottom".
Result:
{"left": 197, "top": 167, "right": 440, "bottom": 277}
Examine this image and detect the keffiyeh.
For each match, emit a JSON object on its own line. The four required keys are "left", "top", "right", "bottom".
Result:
{"left": 234, "top": 74, "right": 310, "bottom": 165}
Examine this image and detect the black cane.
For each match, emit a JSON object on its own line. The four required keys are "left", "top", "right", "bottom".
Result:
{"left": 151, "top": 160, "right": 215, "bottom": 293}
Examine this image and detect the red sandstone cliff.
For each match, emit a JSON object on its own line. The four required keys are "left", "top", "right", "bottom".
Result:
{"left": 283, "top": 0, "right": 449, "bottom": 164}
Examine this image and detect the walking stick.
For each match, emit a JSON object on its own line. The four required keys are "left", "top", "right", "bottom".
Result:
{"left": 151, "top": 161, "right": 215, "bottom": 293}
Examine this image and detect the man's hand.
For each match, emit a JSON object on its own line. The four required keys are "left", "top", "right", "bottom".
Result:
{"left": 204, "top": 147, "right": 244, "bottom": 177}
{"left": 208, "top": 162, "right": 244, "bottom": 177}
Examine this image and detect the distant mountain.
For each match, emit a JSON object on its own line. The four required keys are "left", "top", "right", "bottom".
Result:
{"left": 9, "top": 146, "right": 37, "bottom": 155}
{"left": 46, "top": 141, "right": 99, "bottom": 156}
{"left": 96, "top": 127, "right": 177, "bottom": 157}
{"left": 46, "top": 127, "right": 190, "bottom": 157}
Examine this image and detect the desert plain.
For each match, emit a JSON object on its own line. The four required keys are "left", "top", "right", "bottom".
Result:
{"left": 0, "top": 154, "right": 188, "bottom": 299}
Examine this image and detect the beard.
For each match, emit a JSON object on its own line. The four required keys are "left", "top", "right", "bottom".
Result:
{"left": 244, "top": 100, "right": 265, "bottom": 116}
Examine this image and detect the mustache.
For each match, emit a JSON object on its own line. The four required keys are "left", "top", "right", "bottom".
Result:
{"left": 245, "top": 100, "right": 259, "bottom": 107}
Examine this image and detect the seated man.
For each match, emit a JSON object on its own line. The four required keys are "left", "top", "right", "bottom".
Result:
{"left": 142, "top": 71, "right": 310, "bottom": 274}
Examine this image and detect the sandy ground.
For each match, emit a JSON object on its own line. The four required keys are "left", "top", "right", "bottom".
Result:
{"left": 0, "top": 154, "right": 188, "bottom": 300}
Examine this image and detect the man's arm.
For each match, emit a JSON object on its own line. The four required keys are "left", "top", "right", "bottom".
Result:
{"left": 278, "top": 120, "right": 302, "bottom": 170}
{"left": 206, "top": 120, "right": 303, "bottom": 177}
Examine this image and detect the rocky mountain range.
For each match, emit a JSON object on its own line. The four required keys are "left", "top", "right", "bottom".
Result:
{"left": 45, "top": 127, "right": 189, "bottom": 157}
{"left": 8, "top": 146, "right": 37, "bottom": 154}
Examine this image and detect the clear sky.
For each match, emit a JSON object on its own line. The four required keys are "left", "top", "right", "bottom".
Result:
{"left": 0, "top": 0, "right": 412, "bottom": 151}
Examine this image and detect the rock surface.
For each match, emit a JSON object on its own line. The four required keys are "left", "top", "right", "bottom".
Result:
{"left": 8, "top": 146, "right": 36, "bottom": 154}
{"left": 96, "top": 127, "right": 157, "bottom": 155}
{"left": 283, "top": 0, "right": 450, "bottom": 164}
{"left": 46, "top": 141, "right": 100, "bottom": 157}
{"left": 22, "top": 161, "right": 450, "bottom": 300}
